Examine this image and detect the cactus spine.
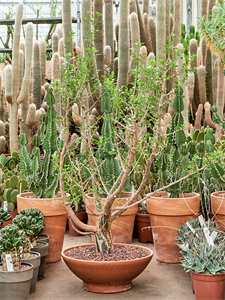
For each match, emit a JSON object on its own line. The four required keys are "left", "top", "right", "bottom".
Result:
{"left": 117, "top": 0, "right": 129, "bottom": 87}
{"left": 104, "top": 0, "right": 114, "bottom": 72}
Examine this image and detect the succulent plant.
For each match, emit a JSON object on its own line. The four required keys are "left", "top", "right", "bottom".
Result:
{"left": 19, "top": 88, "right": 60, "bottom": 198}
{"left": 181, "top": 24, "right": 200, "bottom": 57}
{"left": 13, "top": 208, "right": 45, "bottom": 258}
{"left": 0, "top": 224, "right": 27, "bottom": 271}
{"left": 177, "top": 217, "right": 225, "bottom": 274}
{"left": 0, "top": 208, "right": 11, "bottom": 228}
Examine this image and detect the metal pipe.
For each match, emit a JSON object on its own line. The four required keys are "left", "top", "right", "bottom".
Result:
{"left": 0, "top": 17, "right": 77, "bottom": 25}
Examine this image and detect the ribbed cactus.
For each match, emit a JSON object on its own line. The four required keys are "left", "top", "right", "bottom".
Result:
{"left": 33, "top": 41, "right": 42, "bottom": 110}
{"left": 189, "top": 38, "right": 199, "bottom": 117}
{"left": 13, "top": 208, "right": 45, "bottom": 258}
{"left": 40, "top": 40, "right": 46, "bottom": 85}
{"left": 19, "top": 88, "right": 59, "bottom": 198}
{"left": 198, "top": 65, "right": 207, "bottom": 105}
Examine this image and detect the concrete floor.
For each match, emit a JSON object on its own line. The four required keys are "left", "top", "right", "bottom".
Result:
{"left": 29, "top": 232, "right": 195, "bottom": 300}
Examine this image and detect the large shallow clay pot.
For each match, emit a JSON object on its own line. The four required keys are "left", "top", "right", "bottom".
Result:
{"left": 0, "top": 262, "right": 33, "bottom": 300}
{"left": 68, "top": 211, "right": 87, "bottom": 236}
{"left": 211, "top": 191, "right": 225, "bottom": 231}
{"left": 136, "top": 210, "right": 153, "bottom": 243}
{"left": 86, "top": 193, "right": 138, "bottom": 244}
{"left": 17, "top": 192, "right": 67, "bottom": 263}
{"left": 2, "top": 211, "right": 19, "bottom": 228}
{"left": 147, "top": 192, "right": 200, "bottom": 263}
{"left": 62, "top": 243, "right": 153, "bottom": 293}
{"left": 192, "top": 272, "right": 225, "bottom": 300}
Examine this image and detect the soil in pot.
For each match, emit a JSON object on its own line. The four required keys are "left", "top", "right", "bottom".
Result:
{"left": 37, "top": 234, "right": 49, "bottom": 244}
{"left": 136, "top": 209, "right": 153, "bottom": 243}
{"left": 21, "top": 251, "right": 41, "bottom": 293}
{"left": 147, "top": 192, "right": 200, "bottom": 263}
{"left": 68, "top": 210, "right": 87, "bottom": 236}
{"left": 31, "top": 241, "right": 49, "bottom": 280}
{"left": 86, "top": 193, "right": 138, "bottom": 244}
{"left": 62, "top": 243, "right": 153, "bottom": 293}
{"left": 193, "top": 272, "right": 225, "bottom": 300}
{"left": 0, "top": 262, "right": 33, "bottom": 300}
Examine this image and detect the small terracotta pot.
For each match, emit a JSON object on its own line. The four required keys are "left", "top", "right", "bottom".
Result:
{"left": 2, "top": 211, "right": 19, "bottom": 228}
{"left": 17, "top": 192, "right": 67, "bottom": 263}
{"left": 147, "top": 192, "right": 200, "bottom": 263}
{"left": 62, "top": 243, "right": 153, "bottom": 293}
{"left": 211, "top": 191, "right": 225, "bottom": 231}
{"left": 190, "top": 271, "right": 195, "bottom": 293}
{"left": 136, "top": 210, "right": 153, "bottom": 243}
{"left": 68, "top": 211, "right": 87, "bottom": 236}
{"left": 86, "top": 193, "right": 138, "bottom": 244}
{"left": 193, "top": 272, "right": 225, "bottom": 300}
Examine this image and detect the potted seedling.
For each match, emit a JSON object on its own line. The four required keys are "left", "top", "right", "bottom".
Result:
{"left": 17, "top": 88, "right": 67, "bottom": 263}
{"left": 13, "top": 208, "right": 44, "bottom": 292}
{"left": 177, "top": 217, "right": 225, "bottom": 300}
{"left": 0, "top": 224, "right": 33, "bottom": 300}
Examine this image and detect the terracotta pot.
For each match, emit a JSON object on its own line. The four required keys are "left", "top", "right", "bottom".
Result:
{"left": 211, "top": 191, "right": 225, "bottom": 231}
{"left": 147, "top": 192, "right": 200, "bottom": 263}
{"left": 62, "top": 243, "right": 153, "bottom": 293}
{"left": 193, "top": 272, "right": 225, "bottom": 300}
{"left": 68, "top": 211, "right": 87, "bottom": 236}
{"left": 190, "top": 271, "right": 195, "bottom": 293}
{"left": 2, "top": 211, "right": 19, "bottom": 228}
{"left": 4, "top": 153, "right": 11, "bottom": 158}
{"left": 17, "top": 192, "right": 67, "bottom": 263}
{"left": 86, "top": 193, "right": 138, "bottom": 244}
{"left": 136, "top": 210, "right": 153, "bottom": 243}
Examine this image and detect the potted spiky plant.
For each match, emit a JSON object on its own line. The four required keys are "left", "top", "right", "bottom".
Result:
{"left": 17, "top": 88, "right": 67, "bottom": 263}
{"left": 0, "top": 224, "right": 33, "bottom": 300}
{"left": 177, "top": 217, "right": 225, "bottom": 300}
{"left": 12, "top": 208, "right": 44, "bottom": 293}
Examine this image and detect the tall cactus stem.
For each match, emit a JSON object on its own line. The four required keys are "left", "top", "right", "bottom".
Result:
{"left": 156, "top": 0, "right": 166, "bottom": 61}
{"left": 198, "top": 65, "right": 207, "bottom": 105}
{"left": 173, "top": 0, "right": 181, "bottom": 44}
{"left": 33, "top": 41, "right": 41, "bottom": 110}
{"left": 104, "top": 0, "right": 114, "bottom": 72}
{"left": 205, "top": 46, "right": 212, "bottom": 105}
{"left": 117, "top": 0, "right": 129, "bottom": 87}
{"left": 40, "top": 40, "right": 46, "bottom": 86}
{"left": 212, "top": 53, "right": 218, "bottom": 106}
{"left": 189, "top": 38, "right": 199, "bottom": 117}
{"left": 56, "top": 27, "right": 63, "bottom": 40}
{"left": 104, "top": 45, "right": 112, "bottom": 69}
{"left": 204, "top": 102, "right": 216, "bottom": 129}
{"left": 62, "top": 0, "right": 72, "bottom": 55}
{"left": 148, "top": 17, "right": 156, "bottom": 56}
{"left": 170, "top": 13, "right": 174, "bottom": 35}
{"left": 194, "top": 104, "right": 203, "bottom": 131}
{"left": 142, "top": 0, "right": 149, "bottom": 15}
{"left": 143, "top": 13, "right": 153, "bottom": 54}
{"left": 134, "top": 0, "right": 147, "bottom": 48}
{"left": 52, "top": 33, "right": 59, "bottom": 54}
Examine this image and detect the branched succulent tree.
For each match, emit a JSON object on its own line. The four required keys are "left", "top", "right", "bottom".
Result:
{"left": 19, "top": 88, "right": 59, "bottom": 198}
{"left": 13, "top": 208, "right": 45, "bottom": 258}
{"left": 0, "top": 224, "right": 27, "bottom": 271}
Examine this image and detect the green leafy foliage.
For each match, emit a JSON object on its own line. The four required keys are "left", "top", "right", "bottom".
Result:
{"left": 19, "top": 88, "right": 60, "bottom": 198}
{"left": 181, "top": 23, "right": 200, "bottom": 57}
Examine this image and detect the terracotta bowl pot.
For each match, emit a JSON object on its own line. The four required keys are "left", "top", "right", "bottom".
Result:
{"left": 17, "top": 192, "right": 67, "bottom": 263}
{"left": 193, "top": 272, "right": 225, "bottom": 300}
{"left": 62, "top": 243, "right": 153, "bottom": 293}
{"left": 211, "top": 191, "right": 225, "bottom": 231}
{"left": 86, "top": 193, "right": 138, "bottom": 244}
{"left": 147, "top": 192, "right": 200, "bottom": 263}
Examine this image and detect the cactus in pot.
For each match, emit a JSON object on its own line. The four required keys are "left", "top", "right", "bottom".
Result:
{"left": 13, "top": 208, "right": 45, "bottom": 258}
{"left": 0, "top": 224, "right": 27, "bottom": 271}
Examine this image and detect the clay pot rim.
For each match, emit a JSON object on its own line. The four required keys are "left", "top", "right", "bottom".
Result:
{"left": 62, "top": 243, "right": 153, "bottom": 264}
{"left": 211, "top": 191, "right": 225, "bottom": 198}
{"left": 192, "top": 272, "right": 225, "bottom": 277}
{"left": 150, "top": 192, "right": 200, "bottom": 200}
{"left": 18, "top": 191, "right": 63, "bottom": 201}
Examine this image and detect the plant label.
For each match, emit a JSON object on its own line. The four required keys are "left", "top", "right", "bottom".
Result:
{"left": 186, "top": 221, "right": 199, "bottom": 237}
{"left": 5, "top": 254, "right": 14, "bottom": 271}
{"left": 19, "top": 246, "right": 23, "bottom": 258}
{"left": 211, "top": 231, "right": 217, "bottom": 242}
{"left": 198, "top": 215, "right": 205, "bottom": 228}
{"left": 3, "top": 201, "right": 7, "bottom": 212}
{"left": 203, "top": 227, "right": 214, "bottom": 247}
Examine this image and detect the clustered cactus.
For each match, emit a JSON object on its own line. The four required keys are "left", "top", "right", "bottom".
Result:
{"left": 13, "top": 208, "right": 45, "bottom": 258}
{"left": 19, "top": 88, "right": 59, "bottom": 198}
{"left": 0, "top": 208, "right": 11, "bottom": 228}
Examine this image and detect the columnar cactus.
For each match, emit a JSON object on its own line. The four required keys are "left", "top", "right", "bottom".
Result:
{"left": 142, "top": 0, "right": 149, "bottom": 15}
{"left": 4, "top": 3, "right": 33, "bottom": 153}
{"left": 134, "top": 0, "right": 147, "bottom": 49}
{"left": 148, "top": 17, "right": 156, "bottom": 56}
{"left": 156, "top": 0, "right": 166, "bottom": 61}
{"left": 52, "top": 32, "right": 59, "bottom": 54}
{"left": 129, "top": 12, "right": 140, "bottom": 74}
{"left": 143, "top": 13, "right": 153, "bottom": 54}
{"left": 173, "top": 0, "right": 181, "bottom": 44}
{"left": 189, "top": 38, "right": 199, "bottom": 117}
{"left": 19, "top": 88, "right": 59, "bottom": 198}
{"left": 33, "top": 41, "right": 42, "bottom": 110}
{"left": 40, "top": 40, "right": 46, "bottom": 85}
{"left": 62, "top": 0, "right": 72, "bottom": 55}
{"left": 197, "top": 65, "right": 207, "bottom": 105}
